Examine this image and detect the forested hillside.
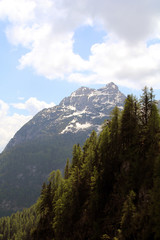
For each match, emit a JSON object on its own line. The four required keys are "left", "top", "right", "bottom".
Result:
{"left": 0, "top": 87, "right": 160, "bottom": 240}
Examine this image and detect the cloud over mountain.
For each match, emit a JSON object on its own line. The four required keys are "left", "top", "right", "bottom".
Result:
{"left": 0, "top": 97, "right": 54, "bottom": 152}
{"left": 12, "top": 97, "right": 55, "bottom": 115}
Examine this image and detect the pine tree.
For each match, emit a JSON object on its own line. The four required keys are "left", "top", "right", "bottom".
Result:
{"left": 140, "top": 91, "right": 160, "bottom": 188}
{"left": 151, "top": 156, "right": 160, "bottom": 240}
{"left": 72, "top": 144, "right": 83, "bottom": 168}
{"left": 110, "top": 106, "right": 120, "bottom": 145}
{"left": 120, "top": 95, "right": 139, "bottom": 149}
{"left": 120, "top": 190, "right": 137, "bottom": 240}
{"left": 140, "top": 86, "right": 152, "bottom": 126}
{"left": 64, "top": 158, "right": 70, "bottom": 179}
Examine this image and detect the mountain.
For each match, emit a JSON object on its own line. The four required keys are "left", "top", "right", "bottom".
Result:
{"left": 0, "top": 88, "right": 159, "bottom": 240}
{"left": 0, "top": 82, "right": 126, "bottom": 216}
{"left": 6, "top": 82, "right": 125, "bottom": 150}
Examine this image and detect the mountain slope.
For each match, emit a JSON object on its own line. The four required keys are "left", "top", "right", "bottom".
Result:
{"left": 0, "top": 82, "right": 125, "bottom": 216}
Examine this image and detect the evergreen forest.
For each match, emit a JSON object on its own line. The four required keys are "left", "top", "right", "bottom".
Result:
{"left": 0, "top": 87, "right": 160, "bottom": 240}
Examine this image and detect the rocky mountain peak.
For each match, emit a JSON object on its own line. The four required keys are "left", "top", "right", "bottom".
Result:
{"left": 59, "top": 86, "right": 93, "bottom": 110}
{"left": 59, "top": 82, "right": 123, "bottom": 109}
{"left": 71, "top": 86, "right": 93, "bottom": 96}
{"left": 5, "top": 82, "right": 126, "bottom": 151}
{"left": 106, "top": 82, "right": 118, "bottom": 89}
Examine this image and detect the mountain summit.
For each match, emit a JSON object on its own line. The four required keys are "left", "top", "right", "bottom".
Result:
{"left": 0, "top": 82, "right": 125, "bottom": 216}
{"left": 6, "top": 82, "right": 125, "bottom": 150}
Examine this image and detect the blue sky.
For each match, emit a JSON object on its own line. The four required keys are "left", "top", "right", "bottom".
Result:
{"left": 0, "top": 0, "right": 160, "bottom": 151}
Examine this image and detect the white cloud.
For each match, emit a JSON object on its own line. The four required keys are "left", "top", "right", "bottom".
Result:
{"left": 0, "top": 100, "right": 9, "bottom": 118}
{"left": 0, "top": 100, "right": 32, "bottom": 152}
{"left": 90, "top": 39, "right": 160, "bottom": 89}
{"left": 12, "top": 97, "right": 55, "bottom": 115}
{"left": 69, "top": 38, "right": 160, "bottom": 89}
{"left": 18, "top": 30, "right": 89, "bottom": 80}
{"left": 0, "top": 97, "right": 54, "bottom": 152}
{"left": 1, "top": 0, "right": 160, "bottom": 88}
{"left": 0, "top": 0, "right": 35, "bottom": 23}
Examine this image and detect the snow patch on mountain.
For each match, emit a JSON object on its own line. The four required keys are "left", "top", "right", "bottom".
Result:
{"left": 76, "top": 122, "right": 92, "bottom": 131}
{"left": 61, "top": 122, "right": 92, "bottom": 134}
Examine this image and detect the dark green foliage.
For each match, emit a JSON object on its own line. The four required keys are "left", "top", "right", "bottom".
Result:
{"left": 150, "top": 156, "right": 160, "bottom": 240}
{"left": 120, "top": 95, "right": 139, "bottom": 148}
{"left": 0, "top": 87, "right": 160, "bottom": 240}
{"left": 72, "top": 144, "right": 83, "bottom": 168}
{"left": 0, "top": 206, "right": 38, "bottom": 240}
{"left": 64, "top": 158, "right": 70, "bottom": 179}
